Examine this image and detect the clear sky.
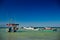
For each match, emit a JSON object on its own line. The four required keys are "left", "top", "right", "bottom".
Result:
{"left": 0, "top": 0, "right": 60, "bottom": 27}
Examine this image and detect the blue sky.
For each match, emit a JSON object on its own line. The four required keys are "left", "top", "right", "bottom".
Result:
{"left": 0, "top": 0, "right": 60, "bottom": 27}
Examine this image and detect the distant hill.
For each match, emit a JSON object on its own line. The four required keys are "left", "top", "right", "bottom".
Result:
{"left": 0, "top": 27, "right": 8, "bottom": 28}
{"left": 0, "top": 24, "right": 8, "bottom": 27}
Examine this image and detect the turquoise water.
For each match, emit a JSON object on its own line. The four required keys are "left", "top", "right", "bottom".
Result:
{"left": 0, "top": 28, "right": 60, "bottom": 40}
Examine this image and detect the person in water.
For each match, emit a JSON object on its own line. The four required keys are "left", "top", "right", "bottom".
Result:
{"left": 8, "top": 27, "right": 12, "bottom": 32}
